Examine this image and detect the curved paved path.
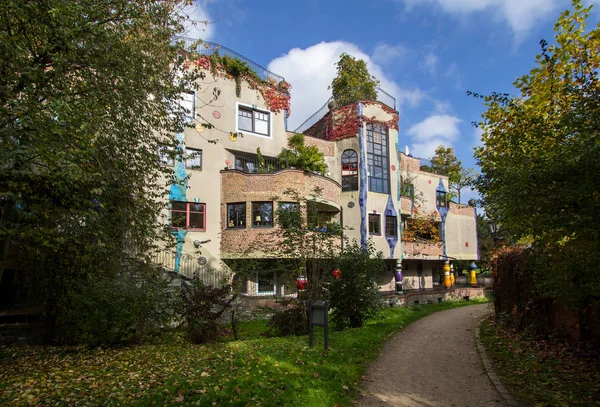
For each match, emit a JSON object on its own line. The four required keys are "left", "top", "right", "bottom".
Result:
{"left": 357, "top": 303, "right": 506, "bottom": 407}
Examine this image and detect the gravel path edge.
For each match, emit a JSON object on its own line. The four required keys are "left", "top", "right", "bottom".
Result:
{"left": 475, "top": 317, "right": 521, "bottom": 407}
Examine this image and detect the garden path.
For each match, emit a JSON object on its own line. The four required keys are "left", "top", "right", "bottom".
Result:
{"left": 357, "top": 303, "right": 506, "bottom": 407}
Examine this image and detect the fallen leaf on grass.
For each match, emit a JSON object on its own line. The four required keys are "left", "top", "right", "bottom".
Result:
{"left": 235, "top": 386, "right": 242, "bottom": 394}
{"left": 312, "top": 372, "right": 319, "bottom": 378}
{"left": 342, "top": 385, "right": 349, "bottom": 391}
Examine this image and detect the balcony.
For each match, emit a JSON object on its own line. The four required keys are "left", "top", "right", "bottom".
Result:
{"left": 220, "top": 169, "right": 342, "bottom": 258}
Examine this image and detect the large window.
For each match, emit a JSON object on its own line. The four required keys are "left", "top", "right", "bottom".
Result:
{"left": 238, "top": 105, "right": 270, "bottom": 136}
{"left": 185, "top": 148, "right": 202, "bottom": 170}
{"left": 368, "top": 213, "right": 381, "bottom": 235}
{"left": 385, "top": 215, "right": 397, "bottom": 237}
{"left": 252, "top": 201, "right": 273, "bottom": 227}
{"left": 436, "top": 191, "right": 447, "bottom": 207}
{"left": 171, "top": 201, "right": 205, "bottom": 231}
{"left": 341, "top": 149, "right": 359, "bottom": 191}
{"left": 366, "top": 123, "right": 389, "bottom": 194}
{"left": 227, "top": 203, "right": 246, "bottom": 228}
{"left": 257, "top": 272, "right": 276, "bottom": 295}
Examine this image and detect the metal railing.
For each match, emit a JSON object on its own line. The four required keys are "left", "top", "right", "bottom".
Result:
{"left": 173, "top": 37, "right": 285, "bottom": 83}
{"left": 294, "top": 87, "right": 397, "bottom": 134}
{"left": 233, "top": 154, "right": 288, "bottom": 174}
{"left": 153, "top": 251, "right": 232, "bottom": 287}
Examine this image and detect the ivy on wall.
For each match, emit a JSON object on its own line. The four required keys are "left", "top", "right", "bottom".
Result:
{"left": 192, "top": 54, "right": 291, "bottom": 115}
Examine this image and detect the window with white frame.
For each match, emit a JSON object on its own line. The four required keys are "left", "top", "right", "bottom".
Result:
{"left": 237, "top": 105, "right": 270, "bottom": 136}
{"left": 185, "top": 148, "right": 202, "bottom": 169}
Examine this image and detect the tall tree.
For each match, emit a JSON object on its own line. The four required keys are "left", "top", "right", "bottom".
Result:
{"left": 472, "top": 0, "right": 600, "bottom": 308}
{"left": 329, "top": 53, "right": 380, "bottom": 107}
{"left": 0, "top": 0, "right": 202, "bottom": 338}
{"left": 429, "top": 145, "right": 476, "bottom": 203}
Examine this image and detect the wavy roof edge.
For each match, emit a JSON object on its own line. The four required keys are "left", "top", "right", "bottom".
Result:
{"left": 173, "top": 37, "right": 285, "bottom": 83}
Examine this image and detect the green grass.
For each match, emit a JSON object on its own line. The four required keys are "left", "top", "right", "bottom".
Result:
{"left": 0, "top": 299, "right": 487, "bottom": 406}
{"left": 479, "top": 318, "right": 600, "bottom": 407}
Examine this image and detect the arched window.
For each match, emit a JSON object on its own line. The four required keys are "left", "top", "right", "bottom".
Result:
{"left": 341, "top": 149, "right": 358, "bottom": 191}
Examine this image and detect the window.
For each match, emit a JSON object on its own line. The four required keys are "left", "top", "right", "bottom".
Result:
{"left": 180, "top": 91, "right": 196, "bottom": 121}
{"left": 252, "top": 201, "right": 273, "bottom": 227}
{"left": 257, "top": 271, "right": 276, "bottom": 295}
{"left": 341, "top": 149, "right": 359, "bottom": 191}
{"left": 385, "top": 215, "right": 397, "bottom": 237}
{"left": 185, "top": 148, "right": 202, "bottom": 170}
{"left": 238, "top": 105, "right": 270, "bottom": 136}
{"left": 159, "top": 145, "right": 175, "bottom": 166}
{"left": 171, "top": 201, "right": 206, "bottom": 231}
{"left": 436, "top": 191, "right": 447, "bottom": 207}
{"left": 368, "top": 213, "right": 381, "bottom": 235}
{"left": 366, "top": 123, "right": 389, "bottom": 194}
{"left": 227, "top": 203, "right": 246, "bottom": 228}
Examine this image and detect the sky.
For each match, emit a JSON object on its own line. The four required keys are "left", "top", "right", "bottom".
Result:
{"left": 184, "top": 0, "right": 600, "bottom": 202}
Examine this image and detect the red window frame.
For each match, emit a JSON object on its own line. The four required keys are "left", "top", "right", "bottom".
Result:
{"left": 171, "top": 201, "right": 206, "bottom": 231}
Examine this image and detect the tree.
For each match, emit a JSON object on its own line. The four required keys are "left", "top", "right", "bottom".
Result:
{"left": 278, "top": 133, "right": 328, "bottom": 175}
{"left": 472, "top": 0, "right": 600, "bottom": 309}
{"left": 429, "top": 145, "right": 476, "bottom": 203}
{"left": 0, "top": 0, "right": 202, "bottom": 340}
{"left": 329, "top": 53, "right": 380, "bottom": 107}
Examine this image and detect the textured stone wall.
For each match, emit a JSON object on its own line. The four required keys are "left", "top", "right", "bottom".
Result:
{"left": 298, "top": 133, "right": 335, "bottom": 157}
{"left": 449, "top": 202, "right": 475, "bottom": 216}
{"left": 398, "top": 152, "right": 421, "bottom": 172}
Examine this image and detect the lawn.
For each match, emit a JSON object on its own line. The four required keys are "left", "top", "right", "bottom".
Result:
{"left": 479, "top": 318, "right": 600, "bottom": 407}
{"left": 1, "top": 299, "right": 487, "bottom": 406}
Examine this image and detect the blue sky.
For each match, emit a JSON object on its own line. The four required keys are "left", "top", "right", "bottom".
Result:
{"left": 185, "top": 0, "right": 599, "bottom": 201}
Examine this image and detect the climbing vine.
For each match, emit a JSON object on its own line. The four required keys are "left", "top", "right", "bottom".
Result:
{"left": 192, "top": 54, "right": 291, "bottom": 114}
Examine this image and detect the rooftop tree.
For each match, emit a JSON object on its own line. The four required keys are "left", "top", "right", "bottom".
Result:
{"left": 329, "top": 53, "right": 380, "bottom": 107}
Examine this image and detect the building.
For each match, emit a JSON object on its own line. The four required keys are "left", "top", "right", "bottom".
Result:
{"left": 157, "top": 40, "right": 478, "bottom": 296}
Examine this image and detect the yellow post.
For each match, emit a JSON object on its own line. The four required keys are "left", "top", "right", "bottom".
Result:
{"left": 450, "top": 264, "right": 455, "bottom": 286}
{"left": 469, "top": 262, "right": 479, "bottom": 287}
{"left": 443, "top": 261, "right": 452, "bottom": 289}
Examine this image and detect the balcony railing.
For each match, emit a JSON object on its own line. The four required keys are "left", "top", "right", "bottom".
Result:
{"left": 294, "top": 87, "right": 397, "bottom": 133}
{"left": 153, "top": 251, "right": 232, "bottom": 287}
{"left": 173, "top": 37, "right": 285, "bottom": 84}
{"left": 233, "top": 154, "right": 288, "bottom": 174}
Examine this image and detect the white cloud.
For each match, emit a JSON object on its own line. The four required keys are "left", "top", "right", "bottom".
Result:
{"left": 422, "top": 51, "right": 439, "bottom": 75}
{"left": 181, "top": 1, "right": 215, "bottom": 41}
{"left": 473, "top": 126, "right": 484, "bottom": 147}
{"left": 372, "top": 43, "right": 407, "bottom": 65}
{"left": 407, "top": 114, "right": 462, "bottom": 158}
{"left": 402, "top": 0, "right": 559, "bottom": 38}
{"left": 268, "top": 41, "right": 425, "bottom": 130}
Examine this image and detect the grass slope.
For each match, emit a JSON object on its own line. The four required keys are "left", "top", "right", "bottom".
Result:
{"left": 1, "top": 299, "right": 487, "bottom": 406}
{"left": 479, "top": 318, "right": 600, "bottom": 407}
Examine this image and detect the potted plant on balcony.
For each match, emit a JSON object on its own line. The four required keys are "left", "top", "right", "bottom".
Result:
{"left": 278, "top": 133, "right": 327, "bottom": 175}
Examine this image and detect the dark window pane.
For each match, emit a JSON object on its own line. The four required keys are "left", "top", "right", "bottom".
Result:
{"left": 252, "top": 202, "right": 273, "bottom": 226}
{"left": 190, "top": 203, "right": 204, "bottom": 213}
{"left": 189, "top": 212, "right": 204, "bottom": 229}
{"left": 227, "top": 203, "right": 246, "bottom": 228}
{"left": 258, "top": 272, "right": 275, "bottom": 293}
{"left": 171, "top": 211, "right": 186, "bottom": 228}
{"left": 172, "top": 201, "right": 186, "bottom": 211}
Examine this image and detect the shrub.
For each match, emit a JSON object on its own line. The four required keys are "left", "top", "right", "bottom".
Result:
{"left": 180, "top": 281, "right": 236, "bottom": 344}
{"left": 266, "top": 300, "right": 308, "bottom": 337}
{"left": 67, "top": 265, "right": 176, "bottom": 346}
{"left": 327, "top": 240, "right": 384, "bottom": 330}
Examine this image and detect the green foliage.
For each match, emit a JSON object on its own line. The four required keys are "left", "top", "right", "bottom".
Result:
{"left": 209, "top": 53, "right": 262, "bottom": 97}
{"left": 327, "top": 240, "right": 384, "bottom": 330}
{"left": 329, "top": 53, "right": 380, "bottom": 107}
{"left": 0, "top": 300, "right": 487, "bottom": 406}
{"left": 67, "top": 267, "right": 177, "bottom": 346}
{"left": 476, "top": 214, "right": 495, "bottom": 269}
{"left": 279, "top": 133, "right": 328, "bottom": 175}
{"left": 180, "top": 281, "right": 236, "bottom": 344}
{"left": 429, "top": 145, "right": 462, "bottom": 179}
{"left": 0, "top": 0, "right": 201, "bottom": 341}
{"left": 472, "top": 0, "right": 600, "bottom": 308}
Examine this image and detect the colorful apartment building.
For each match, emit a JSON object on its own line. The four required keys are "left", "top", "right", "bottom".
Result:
{"left": 158, "top": 40, "right": 478, "bottom": 296}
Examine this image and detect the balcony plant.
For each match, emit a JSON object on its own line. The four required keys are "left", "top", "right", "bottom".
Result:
{"left": 278, "top": 133, "right": 327, "bottom": 175}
